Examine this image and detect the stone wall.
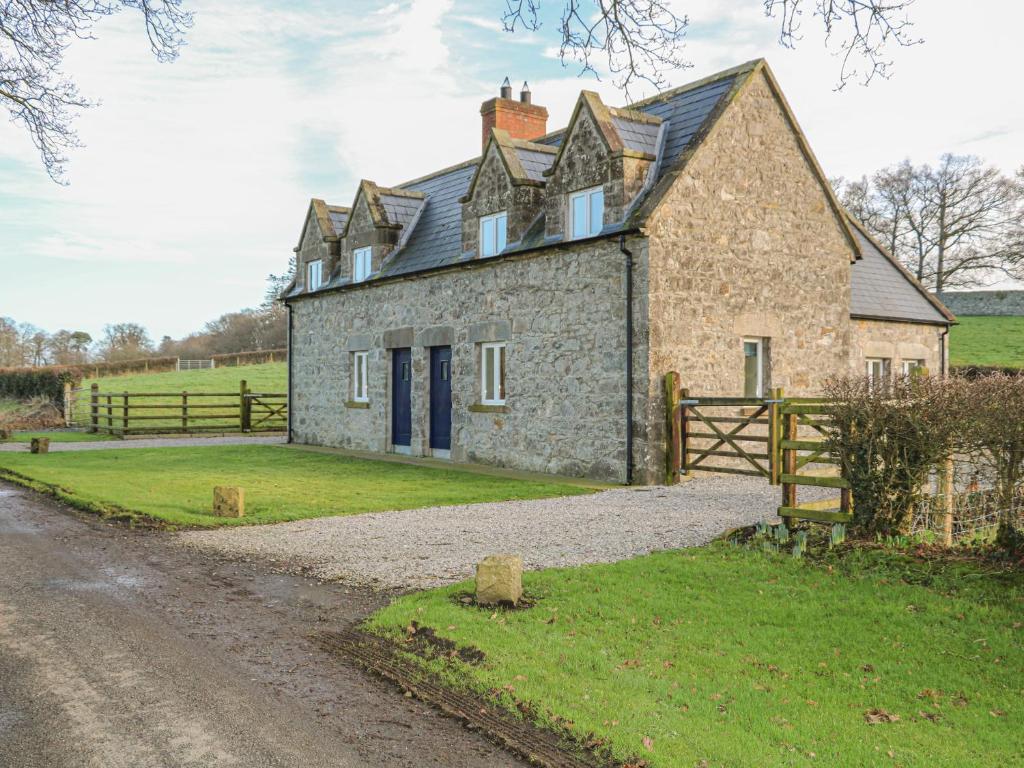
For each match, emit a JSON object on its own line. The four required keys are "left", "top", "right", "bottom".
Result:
{"left": 289, "top": 236, "right": 649, "bottom": 482}
{"left": 460, "top": 142, "right": 545, "bottom": 254}
{"left": 850, "top": 319, "right": 945, "bottom": 375}
{"left": 640, "top": 69, "right": 856, "bottom": 482}
{"left": 294, "top": 207, "right": 333, "bottom": 292}
{"left": 937, "top": 290, "right": 1024, "bottom": 317}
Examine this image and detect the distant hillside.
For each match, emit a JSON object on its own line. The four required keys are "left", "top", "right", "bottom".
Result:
{"left": 949, "top": 316, "right": 1024, "bottom": 369}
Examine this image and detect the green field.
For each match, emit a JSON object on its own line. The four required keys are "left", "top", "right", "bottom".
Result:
{"left": 75, "top": 362, "right": 288, "bottom": 433}
{"left": 949, "top": 316, "right": 1024, "bottom": 368}
{"left": 0, "top": 444, "right": 592, "bottom": 527}
{"left": 369, "top": 546, "right": 1024, "bottom": 768}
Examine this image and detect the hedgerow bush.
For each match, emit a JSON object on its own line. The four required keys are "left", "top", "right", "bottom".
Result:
{"left": 0, "top": 367, "right": 82, "bottom": 404}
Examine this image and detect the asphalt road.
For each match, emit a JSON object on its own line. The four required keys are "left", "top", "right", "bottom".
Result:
{"left": 0, "top": 482, "right": 523, "bottom": 768}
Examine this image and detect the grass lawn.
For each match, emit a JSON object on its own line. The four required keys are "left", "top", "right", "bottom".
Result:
{"left": 0, "top": 444, "right": 593, "bottom": 527}
{"left": 950, "top": 316, "right": 1024, "bottom": 369}
{"left": 369, "top": 546, "right": 1024, "bottom": 767}
{"left": 75, "top": 362, "right": 288, "bottom": 433}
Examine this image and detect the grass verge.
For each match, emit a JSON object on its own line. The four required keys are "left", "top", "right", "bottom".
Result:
{"left": 950, "top": 316, "right": 1024, "bottom": 369}
{"left": 0, "top": 444, "right": 593, "bottom": 528}
{"left": 368, "top": 545, "right": 1024, "bottom": 767}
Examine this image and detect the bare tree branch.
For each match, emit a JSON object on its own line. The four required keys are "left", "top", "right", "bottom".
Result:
{"left": 0, "top": 0, "right": 192, "bottom": 183}
{"left": 763, "top": 0, "right": 922, "bottom": 89}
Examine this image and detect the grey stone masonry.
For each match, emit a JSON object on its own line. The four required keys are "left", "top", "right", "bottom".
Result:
{"left": 289, "top": 236, "right": 649, "bottom": 482}
{"left": 938, "top": 290, "right": 1024, "bottom": 317}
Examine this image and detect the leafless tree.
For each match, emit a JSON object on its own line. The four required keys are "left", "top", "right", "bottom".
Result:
{"left": 0, "top": 0, "right": 192, "bottom": 182}
{"left": 837, "top": 155, "right": 1024, "bottom": 292}
{"left": 98, "top": 321, "right": 154, "bottom": 362}
{"left": 763, "top": 0, "right": 921, "bottom": 89}
{"left": 502, "top": 1, "right": 922, "bottom": 93}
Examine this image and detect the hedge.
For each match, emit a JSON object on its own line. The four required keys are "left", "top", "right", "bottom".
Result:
{"left": 0, "top": 367, "right": 82, "bottom": 403}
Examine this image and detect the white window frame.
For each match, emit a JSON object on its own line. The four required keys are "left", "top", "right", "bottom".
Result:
{"left": 480, "top": 342, "right": 506, "bottom": 406}
{"left": 306, "top": 259, "right": 323, "bottom": 291}
{"left": 569, "top": 186, "right": 604, "bottom": 240}
{"left": 479, "top": 211, "right": 508, "bottom": 257}
{"left": 901, "top": 359, "right": 925, "bottom": 376}
{"left": 352, "top": 351, "right": 369, "bottom": 403}
{"left": 742, "top": 338, "right": 765, "bottom": 398}
{"left": 353, "top": 246, "right": 372, "bottom": 283}
{"left": 866, "top": 357, "right": 891, "bottom": 383}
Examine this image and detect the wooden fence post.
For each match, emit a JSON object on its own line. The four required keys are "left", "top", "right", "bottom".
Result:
{"left": 942, "top": 455, "right": 955, "bottom": 546}
{"left": 122, "top": 392, "right": 129, "bottom": 436}
{"left": 781, "top": 409, "right": 797, "bottom": 528}
{"left": 182, "top": 391, "right": 188, "bottom": 433}
{"left": 63, "top": 382, "right": 73, "bottom": 427}
{"left": 679, "top": 388, "right": 690, "bottom": 478}
{"left": 767, "top": 387, "right": 783, "bottom": 486}
{"left": 240, "top": 379, "right": 250, "bottom": 432}
{"left": 664, "top": 372, "right": 681, "bottom": 485}
{"left": 89, "top": 383, "right": 98, "bottom": 433}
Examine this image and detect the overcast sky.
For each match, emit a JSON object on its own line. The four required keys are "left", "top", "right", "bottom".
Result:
{"left": 1, "top": 0, "right": 1021, "bottom": 342}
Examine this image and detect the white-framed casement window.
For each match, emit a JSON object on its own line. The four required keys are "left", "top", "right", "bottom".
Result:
{"left": 306, "top": 259, "right": 323, "bottom": 291}
{"left": 480, "top": 342, "right": 507, "bottom": 406}
{"left": 901, "top": 359, "right": 925, "bottom": 376}
{"left": 569, "top": 186, "right": 604, "bottom": 239}
{"left": 352, "top": 351, "right": 369, "bottom": 403}
{"left": 353, "top": 246, "right": 372, "bottom": 283}
{"left": 866, "top": 357, "right": 892, "bottom": 383}
{"left": 479, "top": 212, "right": 508, "bottom": 257}
{"left": 743, "top": 338, "right": 766, "bottom": 398}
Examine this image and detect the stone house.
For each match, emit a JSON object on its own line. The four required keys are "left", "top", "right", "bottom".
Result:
{"left": 282, "top": 60, "right": 954, "bottom": 484}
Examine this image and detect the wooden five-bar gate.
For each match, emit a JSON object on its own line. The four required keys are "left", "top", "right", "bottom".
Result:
{"left": 664, "top": 372, "right": 852, "bottom": 524}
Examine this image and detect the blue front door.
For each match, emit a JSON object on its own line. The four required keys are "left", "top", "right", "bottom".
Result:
{"left": 429, "top": 346, "right": 452, "bottom": 450}
{"left": 391, "top": 348, "right": 412, "bottom": 447}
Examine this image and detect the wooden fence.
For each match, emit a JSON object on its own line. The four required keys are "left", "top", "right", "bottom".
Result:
{"left": 664, "top": 372, "right": 852, "bottom": 525}
{"left": 78, "top": 379, "right": 286, "bottom": 436}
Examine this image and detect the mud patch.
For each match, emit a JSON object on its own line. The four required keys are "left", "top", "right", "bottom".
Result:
{"left": 320, "top": 627, "right": 623, "bottom": 768}
{"left": 403, "top": 621, "right": 486, "bottom": 665}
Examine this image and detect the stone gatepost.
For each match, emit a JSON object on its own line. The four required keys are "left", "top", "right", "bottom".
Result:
{"left": 475, "top": 554, "right": 523, "bottom": 605}
{"left": 213, "top": 486, "right": 245, "bottom": 518}
{"left": 30, "top": 437, "right": 50, "bottom": 454}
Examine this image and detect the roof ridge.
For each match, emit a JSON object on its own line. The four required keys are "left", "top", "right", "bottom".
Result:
{"left": 509, "top": 138, "right": 558, "bottom": 153}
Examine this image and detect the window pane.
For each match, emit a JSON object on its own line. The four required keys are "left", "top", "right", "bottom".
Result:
{"left": 481, "top": 218, "right": 495, "bottom": 257}
{"left": 498, "top": 345, "right": 506, "bottom": 401}
{"left": 571, "top": 194, "right": 587, "bottom": 239}
{"left": 589, "top": 188, "right": 604, "bottom": 236}
{"left": 743, "top": 342, "right": 759, "bottom": 398}
{"left": 483, "top": 346, "right": 495, "bottom": 401}
{"left": 496, "top": 213, "right": 507, "bottom": 253}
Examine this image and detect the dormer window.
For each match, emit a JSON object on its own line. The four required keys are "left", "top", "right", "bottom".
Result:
{"left": 307, "top": 259, "right": 324, "bottom": 290}
{"left": 353, "top": 246, "right": 372, "bottom": 283}
{"left": 570, "top": 186, "right": 604, "bottom": 239}
{"left": 479, "top": 212, "right": 508, "bottom": 257}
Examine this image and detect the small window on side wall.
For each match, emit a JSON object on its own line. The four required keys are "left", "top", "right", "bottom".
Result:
{"left": 866, "top": 357, "right": 892, "bottom": 383}
{"left": 743, "top": 338, "right": 767, "bottom": 398}
{"left": 570, "top": 186, "right": 604, "bottom": 239}
{"left": 480, "top": 342, "right": 506, "bottom": 405}
{"left": 353, "top": 247, "right": 372, "bottom": 283}
{"left": 307, "top": 259, "right": 323, "bottom": 291}
{"left": 352, "top": 351, "right": 369, "bottom": 402}
{"left": 901, "top": 359, "right": 925, "bottom": 377}
{"left": 480, "top": 212, "right": 508, "bottom": 257}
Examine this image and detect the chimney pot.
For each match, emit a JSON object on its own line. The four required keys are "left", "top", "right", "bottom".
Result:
{"left": 500, "top": 76, "right": 512, "bottom": 100}
{"left": 520, "top": 81, "right": 531, "bottom": 104}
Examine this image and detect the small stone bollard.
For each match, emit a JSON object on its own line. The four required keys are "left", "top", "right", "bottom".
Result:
{"left": 30, "top": 437, "right": 50, "bottom": 454}
{"left": 0, "top": 428, "right": 11, "bottom": 441}
{"left": 475, "top": 554, "right": 523, "bottom": 606}
{"left": 213, "top": 486, "right": 245, "bottom": 518}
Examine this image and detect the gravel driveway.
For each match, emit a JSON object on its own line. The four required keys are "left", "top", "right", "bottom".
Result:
{"left": 179, "top": 475, "right": 795, "bottom": 591}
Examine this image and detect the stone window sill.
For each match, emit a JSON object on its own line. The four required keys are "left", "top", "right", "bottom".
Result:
{"left": 469, "top": 403, "right": 510, "bottom": 414}
{"left": 345, "top": 400, "right": 370, "bottom": 409}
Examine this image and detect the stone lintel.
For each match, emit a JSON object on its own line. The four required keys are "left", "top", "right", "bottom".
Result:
{"left": 382, "top": 327, "right": 415, "bottom": 349}
{"left": 345, "top": 333, "right": 374, "bottom": 352}
{"left": 416, "top": 325, "right": 455, "bottom": 348}
{"left": 468, "top": 320, "right": 511, "bottom": 343}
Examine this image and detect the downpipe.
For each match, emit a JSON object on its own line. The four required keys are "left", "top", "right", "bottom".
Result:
{"left": 286, "top": 303, "right": 294, "bottom": 443}
{"left": 620, "top": 234, "right": 635, "bottom": 486}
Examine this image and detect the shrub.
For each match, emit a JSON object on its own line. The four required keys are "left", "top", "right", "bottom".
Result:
{"left": 824, "top": 376, "right": 963, "bottom": 537}
{"left": 0, "top": 367, "right": 82, "bottom": 405}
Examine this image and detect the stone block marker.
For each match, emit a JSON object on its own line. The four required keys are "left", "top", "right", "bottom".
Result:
{"left": 475, "top": 554, "right": 523, "bottom": 606}
{"left": 0, "top": 428, "right": 11, "bottom": 441}
{"left": 213, "top": 486, "right": 245, "bottom": 518}
{"left": 30, "top": 437, "right": 50, "bottom": 454}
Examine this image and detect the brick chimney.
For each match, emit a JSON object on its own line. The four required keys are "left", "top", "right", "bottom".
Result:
{"left": 480, "top": 78, "right": 548, "bottom": 150}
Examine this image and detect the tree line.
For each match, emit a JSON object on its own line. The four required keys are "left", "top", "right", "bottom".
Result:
{"left": 1, "top": 269, "right": 291, "bottom": 369}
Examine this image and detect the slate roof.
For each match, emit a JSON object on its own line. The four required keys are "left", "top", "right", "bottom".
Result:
{"left": 849, "top": 218, "right": 954, "bottom": 325}
{"left": 516, "top": 147, "right": 556, "bottom": 181}
{"left": 327, "top": 207, "right": 349, "bottom": 235}
{"left": 612, "top": 115, "right": 661, "bottom": 155}
{"left": 379, "top": 194, "right": 423, "bottom": 229}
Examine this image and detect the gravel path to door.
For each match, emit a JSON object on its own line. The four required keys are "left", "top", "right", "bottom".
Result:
{"left": 179, "top": 475, "right": 802, "bottom": 591}
{"left": 0, "top": 435, "right": 285, "bottom": 452}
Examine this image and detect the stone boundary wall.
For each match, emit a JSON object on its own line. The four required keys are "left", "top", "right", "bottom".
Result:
{"left": 937, "top": 290, "right": 1024, "bottom": 317}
